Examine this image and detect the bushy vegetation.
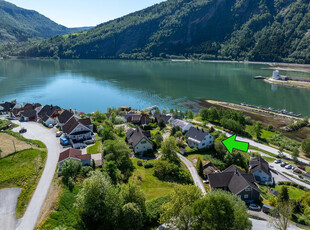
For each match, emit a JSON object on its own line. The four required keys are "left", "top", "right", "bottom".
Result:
{"left": 4, "top": 0, "right": 310, "bottom": 64}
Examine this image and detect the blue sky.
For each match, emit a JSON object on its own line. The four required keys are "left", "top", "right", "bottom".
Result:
{"left": 6, "top": 0, "right": 165, "bottom": 27}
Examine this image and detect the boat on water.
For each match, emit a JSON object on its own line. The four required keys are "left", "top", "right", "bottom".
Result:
{"left": 240, "top": 103, "right": 301, "bottom": 117}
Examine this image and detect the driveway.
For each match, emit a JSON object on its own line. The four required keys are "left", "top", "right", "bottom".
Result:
{"left": 0, "top": 188, "right": 21, "bottom": 230}
{"left": 177, "top": 153, "right": 206, "bottom": 195}
{"left": 250, "top": 218, "right": 301, "bottom": 230}
{"left": 11, "top": 121, "right": 60, "bottom": 230}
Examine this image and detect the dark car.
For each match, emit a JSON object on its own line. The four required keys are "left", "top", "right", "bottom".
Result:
{"left": 19, "top": 128, "right": 27, "bottom": 133}
{"left": 298, "top": 165, "right": 305, "bottom": 171}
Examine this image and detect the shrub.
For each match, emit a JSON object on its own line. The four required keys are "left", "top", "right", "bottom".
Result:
{"left": 137, "top": 161, "right": 143, "bottom": 166}
{"left": 146, "top": 195, "right": 170, "bottom": 226}
{"left": 81, "top": 166, "right": 92, "bottom": 177}
{"left": 144, "top": 162, "right": 154, "bottom": 169}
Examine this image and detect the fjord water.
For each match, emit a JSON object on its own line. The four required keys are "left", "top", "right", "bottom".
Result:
{"left": 0, "top": 59, "right": 309, "bottom": 115}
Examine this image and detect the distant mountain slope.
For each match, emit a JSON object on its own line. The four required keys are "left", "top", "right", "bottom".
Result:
{"left": 7, "top": 0, "right": 310, "bottom": 63}
{"left": 0, "top": 0, "right": 89, "bottom": 44}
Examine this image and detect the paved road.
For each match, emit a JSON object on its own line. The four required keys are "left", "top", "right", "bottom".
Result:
{"left": 12, "top": 121, "right": 60, "bottom": 230}
{"left": 0, "top": 188, "right": 21, "bottom": 230}
{"left": 250, "top": 218, "right": 301, "bottom": 230}
{"left": 192, "top": 120, "right": 309, "bottom": 165}
{"left": 177, "top": 153, "right": 206, "bottom": 195}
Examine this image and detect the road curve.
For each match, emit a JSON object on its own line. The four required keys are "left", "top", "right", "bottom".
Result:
{"left": 177, "top": 153, "right": 206, "bottom": 195}
{"left": 12, "top": 121, "right": 60, "bottom": 230}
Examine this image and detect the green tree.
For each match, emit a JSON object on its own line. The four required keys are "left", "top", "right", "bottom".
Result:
{"left": 99, "top": 123, "right": 115, "bottom": 141}
{"left": 155, "top": 108, "right": 160, "bottom": 114}
{"left": 208, "top": 107, "right": 219, "bottom": 122}
{"left": 60, "top": 159, "right": 82, "bottom": 185}
{"left": 103, "top": 139, "right": 133, "bottom": 179}
{"left": 193, "top": 190, "right": 251, "bottom": 230}
{"left": 103, "top": 160, "right": 119, "bottom": 184}
{"left": 302, "top": 139, "right": 310, "bottom": 157}
{"left": 161, "top": 136, "right": 179, "bottom": 163}
{"left": 75, "top": 171, "right": 122, "bottom": 229}
{"left": 254, "top": 121, "right": 263, "bottom": 139}
{"left": 92, "top": 110, "right": 107, "bottom": 122}
{"left": 200, "top": 109, "right": 209, "bottom": 121}
{"left": 67, "top": 177, "right": 74, "bottom": 192}
{"left": 160, "top": 185, "right": 201, "bottom": 230}
{"left": 153, "top": 131, "right": 163, "bottom": 147}
{"left": 196, "top": 158, "right": 204, "bottom": 178}
{"left": 187, "top": 110, "right": 194, "bottom": 119}
{"left": 121, "top": 183, "right": 146, "bottom": 215}
{"left": 278, "top": 186, "right": 289, "bottom": 203}
{"left": 122, "top": 202, "right": 144, "bottom": 230}
{"left": 174, "top": 131, "right": 183, "bottom": 138}
{"left": 292, "top": 148, "right": 299, "bottom": 162}
{"left": 158, "top": 118, "right": 166, "bottom": 129}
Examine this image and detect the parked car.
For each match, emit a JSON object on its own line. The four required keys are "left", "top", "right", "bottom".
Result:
{"left": 60, "top": 137, "right": 69, "bottom": 146}
{"left": 56, "top": 131, "right": 63, "bottom": 137}
{"left": 298, "top": 165, "right": 305, "bottom": 171}
{"left": 262, "top": 204, "right": 275, "bottom": 214}
{"left": 249, "top": 204, "right": 261, "bottom": 211}
{"left": 48, "top": 124, "right": 54, "bottom": 128}
{"left": 285, "top": 164, "right": 292, "bottom": 169}
{"left": 274, "top": 159, "right": 281, "bottom": 164}
{"left": 19, "top": 128, "right": 27, "bottom": 133}
{"left": 280, "top": 162, "right": 287, "bottom": 167}
{"left": 293, "top": 168, "right": 302, "bottom": 174}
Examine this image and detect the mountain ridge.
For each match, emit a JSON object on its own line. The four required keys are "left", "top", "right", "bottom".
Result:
{"left": 0, "top": 0, "right": 91, "bottom": 44}
{"left": 3, "top": 0, "right": 310, "bottom": 63}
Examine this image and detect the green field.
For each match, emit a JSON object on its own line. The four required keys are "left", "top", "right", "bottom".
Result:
{"left": 87, "top": 140, "right": 102, "bottom": 154}
{"left": 129, "top": 158, "right": 178, "bottom": 201}
{"left": 0, "top": 148, "right": 47, "bottom": 217}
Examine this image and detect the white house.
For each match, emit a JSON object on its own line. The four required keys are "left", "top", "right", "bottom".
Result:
{"left": 185, "top": 127, "right": 214, "bottom": 149}
{"left": 171, "top": 119, "right": 193, "bottom": 133}
{"left": 126, "top": 128, "right": 153, "bottom": 154}
{"left": 272, "top": 70, "right": 280, "bottom": 80}
{"left": 41, "top": 114, "right": 57, "bottom": 127}
{"left": 249, "top": 157, "right": 272, "bottom": 184}
{"left": 62, "top": 117, "right": 93, "bottom": 142}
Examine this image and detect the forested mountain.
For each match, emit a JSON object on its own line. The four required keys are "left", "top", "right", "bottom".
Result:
{"left": 0, "top": 0, "right": 90, "bottom": 44}
{"left": 4, "top": 0, "right": 310, "bottom": 63}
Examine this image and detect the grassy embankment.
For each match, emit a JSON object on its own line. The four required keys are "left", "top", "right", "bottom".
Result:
{"left": 0, "top": 148, "right": 47, "bottom": 218}
{"left": 129, "top": 158, "right": 177, "bottom": 201}
{"left": 86, "top": 140, "right": 102, "bottom": 154}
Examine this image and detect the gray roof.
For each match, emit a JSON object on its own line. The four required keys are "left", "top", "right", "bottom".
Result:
{"left": 126, "top": 127, "right": 153, "bottom": 148}
{"left": 208, "top": 165, "right": 260, "bottom": 195}
{"left": 154, "top": 113, "right": 172, "bottom": 124}
{"left": 38, "top": 105, "right": 60, "bottom": 117}
{"left": 21, "top": 109, "right": 37, "bottom": 118}
{"left": 0, "top": 102, "right": 15, "bottom": 112}
{"left": 171, "top": 119, "right": 191, "bottom": 128}
{"left": 62, "top": 117, "right": 91, "bottom": 135}
{"left": 249, "top": 157, "right": 270, "bottom": 176}
{"left": 186, "top": 126, "right": 210, "bottom": 142}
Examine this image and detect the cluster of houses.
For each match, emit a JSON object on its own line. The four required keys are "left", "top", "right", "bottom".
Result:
{"left": 122, "top": 109, "right": 214, "bottom": 155}
{"left": 207, "top": 156, "right": 273, "bottom": 203}
{"left": 0, "top": 101, "right": 94, "bottom": 149}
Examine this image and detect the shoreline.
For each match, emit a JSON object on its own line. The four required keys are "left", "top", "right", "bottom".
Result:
{"left": 264, "top": 78, "right": 310, "bottom": 90}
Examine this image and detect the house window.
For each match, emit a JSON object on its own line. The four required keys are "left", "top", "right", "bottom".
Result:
{"left": 244, "top": 194, "right": 248, "bottom": 199}
{"left": 245, "top": 187, "right": 251, "bottom": 192}
{"left": 202, "top": 143, "right": 205, "bottom": 146}
{"left": 141, "top": 140, "right": 146, "bottom": 144}
{"left": 238, "top": 195, "right": 241, "bottom": 198}
{"left": 209, "top": 141, "right": 212, "bottom": 144}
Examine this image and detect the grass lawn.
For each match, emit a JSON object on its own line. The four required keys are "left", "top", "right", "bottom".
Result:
{"left": 259, "top": 184, "right": 307, "bottom": 205}
{"left": 129, "top": 158, "right": 177, "bottom": 201}
{"left": 38, "top": 185, "right": 80, "bottom": 230}
{"left": 87, "top": 140, "right": 102, "bottom": 154}
{"left": 246, "top": 125, "right": 276, "bottom": 140}
{"left": 0, "top": 119, "right": 11, "bottom": 129}
{"left": 261, "top": 156, "right": 275, "bottom": 162}
{"left": 0, "top": 148, "right": 47, "bottom": 218}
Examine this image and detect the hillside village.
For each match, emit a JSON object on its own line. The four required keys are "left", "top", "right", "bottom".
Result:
{"left": 1, "top": 101, "right": 310, "bottom": 229}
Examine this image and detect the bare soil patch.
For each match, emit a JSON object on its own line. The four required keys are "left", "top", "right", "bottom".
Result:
{"left": 0, "top": 133, "right": 34, "bottom": 157}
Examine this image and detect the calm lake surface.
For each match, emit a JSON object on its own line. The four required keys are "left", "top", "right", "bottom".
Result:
{"left": 0, "top": 59, "right": 309, "bottom": 115}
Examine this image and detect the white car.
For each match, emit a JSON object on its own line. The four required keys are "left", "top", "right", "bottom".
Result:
{"left": 285, "top": 164, "right": 292, "bottom": 170}
{"left": 249, "top": 204, "right": 261, "bottom": 211}
{"left": 56, "top": 131, "right": 63, "bottom": 137}
{"left": 274, "top": 159, "right": 281, "bottom": 164}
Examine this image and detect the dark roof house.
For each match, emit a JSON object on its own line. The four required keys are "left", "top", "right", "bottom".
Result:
{"left": 249, "top": 157, "right": 272, "bottom": 183}
{"left": 208, "top": 165, "right": 260, "bottom": 203}
{"left": 38, "top": 105, "right": 61, "bottom": 118}
{"left": 154, "top": 113, "right": 172, "bottom": 124}
{"left": 126, "top": 127, "right": 153, "bottom": 153}
{"left": 57, "top": 110, "right": 74, "bottom": 125}
{"left": 186, "top": 127, "right": 210, "bottom": 142}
